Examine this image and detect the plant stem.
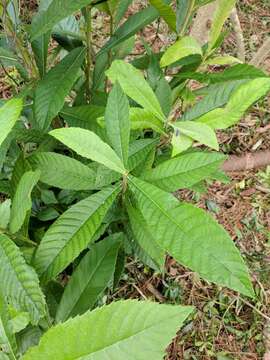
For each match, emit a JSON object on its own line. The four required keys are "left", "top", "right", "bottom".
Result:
{"left": 84, "top": 5, "right": 92, "bottom": 103}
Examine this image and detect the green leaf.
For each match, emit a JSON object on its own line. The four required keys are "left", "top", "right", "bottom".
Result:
{"left": 128, "top": 176, "right": 254, "bottom": 297}
{"left": 10, "top": 154, "right": 32, "bottom": 199}
{"left": 8, "top": 309, "right": 30, "bottom": 334}
{"left": 205, "top": 55, "right": 241, "bottom": 66}
{"left": 50, "top": 127, "right": 126, "bottom": 174}
{"left": 0, "top": 200, "right": 11, "bottom": 230}
{"left": 0, "top": 295, "right": 17, "bottom": 360}
{"left": 176, "top": 64, "right": 266, "bottom": 84}
{"left": 173, "top": 121, "right": 218, "bottom": 150}
{"left": 208, "top": 0, "right": 236, "bottom": 50}
{"left": 34, "top": 47, "right": 86, "bottom": 131}
{"left": 197, "top": 78, "right": 270, "bottom": 129}
{"left": 0, "top": 47, "right": 28, "bottom": 80}
{"left": 28, "top": 152, "right": 98, "bottom": 190}
{"left": 99, "top": 6, "right": 159, "bottom": 54}
{"left": 0, "top": 99, "right": 23, "bottom": 147}
{"left": 9, "top": 170, "right": 40, "bottom": 234}
{"left": 0, "top": 234, "right": 46, "bottom": 324}
{"left": 56, "top": 234, "right": 122, "bottom": 322}
{"left": 142, "top": 152, "right": 226, "bottom": 191}
{"left": 176, "top": 0, "right": 194, "bottom": 34}
{"left": 30, "top": 0, "right": 94, "bottom": 40}
{"left": 31, "top": 8, "right": 50, "bottom": 78}
{"left": 33, "top": 185, "right": 121, "bottom": 283}
{"left": 171, "top": 132, "right": 193, "bottom": 156}
{"left": 60, "top": 105, "right": 105, "bottom": 128}
{"left": 126, "top": 202, "right": 165, "bottom": 270}
{"left": 106, "top": 60, "right": 165, "bottom": 121}
{"left": 155, "top": 76, "right": 172, "bottom": 117}
{"left": 105, "top": 82, "right": 130, "bottom": 167}
{"left": 130, "top": 108, "right": 164, "bottom": 133}
{"left": 149, "top": 0, "right": 176, "bottom": 31}
{"left": 160, "top": 36, "right": 202, "bottom": 67}
{"left": 181, "top": 80, "right": 244, "bottom": 121}
{"left": 22, "top": 300, "right": 193, "bottom": 360}
{"left": 128, "top": 138, "right": 159, "bottom": 171}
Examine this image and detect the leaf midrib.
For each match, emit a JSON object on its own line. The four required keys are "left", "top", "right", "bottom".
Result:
{"left": 72, "top": 310, "right": 190, "bottom": 360}
{"left": 144, "top": 158, "right": 223, "bottom": 183}
{"left": 129, "top": 177, "right": 248, "bottom": 290}
{"left": 39, "top": 186, "right": 119, "bottom": 280}
{"left": 0, "top": 239, "right": 43, "bottom": 321}
{"left": 60, "top": 245, "right": 118, "bottom": 321}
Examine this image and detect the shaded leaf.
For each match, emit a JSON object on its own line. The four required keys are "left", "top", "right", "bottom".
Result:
{"left": 126, "top": 202, "right": 165, "bottom": 270}
{"left": 30, "top": 0, "right": 95, "bottom": 40}
{"left": 99, "top": 6, "right": 159, "bottom": 54}
{"left": 9, "top": 170, "right": 40, "bottom": 234}
{"left": 56, "top": 234, "right": 122, "bottom": 322}
{"left": 0, "top": 234, "right": 45, "bottom": 325}
{"left": 34, "top": 47, "right": 86, "bottom": 131}
{"left": 0, "top": 200, "right": 11, "bottom": 230}
{"left": 105, "top": 82, "right": 130, "bottom": 167}
{"left": 33, "top": 185, "right": 121, "bottom": 283}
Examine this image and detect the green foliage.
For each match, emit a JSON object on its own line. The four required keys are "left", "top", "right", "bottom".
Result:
{"left": 160, "top": 36, "right": 202, "bottom": 67}
{"left": 9, "top": 171, "right": 40, "bottom": 234}
{"left": 50, "top": 128, "right": 126, "bottom": 174}
{"left": 105, "top": 82, "right": 130, "bottom": 167}
{"left": 208, "top": 0, "right": 236, "bottom": 50}
{"left": 23, "top": 300, "right": 193, "bottom": 360}
{"left": 56, "top": 234, "right": 122, "bottom": 322}
{"left": 128, "top": 177, "right": 254, "bottom": 297}
{"left": 34, "top": 47, "right": 86, "bottom": 131}
{"left": 0, "top": 235, "right": 45, "bottom": 325}
{"left": 0, "top": 99, "right": 23, "bottom": 147}
{"left": 106, "top": 60, "right": 165, "bottom": 121}
{"left": 33, "top": 185, "right": 121, "bottom": 283}
{"left": 0, "top": 0, "right": 269, "bottom": 357}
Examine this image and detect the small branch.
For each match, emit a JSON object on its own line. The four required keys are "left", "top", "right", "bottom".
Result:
{"left": 146, "top": 283, "right": 165, "bottom": 302}
{"left": 190, "top": 1, "right": 217, "bottom": 45}
{"left": 230, "top": 7, "right": 245, "bottom": 62}
{"left": 250, "top": 37, "right": 270, "bottom": 68}
{"left": 83, "top": 5, "right": 92, "bottom": 103}
{"left": 0, "top": 60, "right": 20, "bottom": 88}
{"left": 222, "top": 150, "right": 270, "bottom": 172}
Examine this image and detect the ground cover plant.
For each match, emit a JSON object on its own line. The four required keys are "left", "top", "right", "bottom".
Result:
{"left": 0, "top": 0, "right": 270, "bottom": 358}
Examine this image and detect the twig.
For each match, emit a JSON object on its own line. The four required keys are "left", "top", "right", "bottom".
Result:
{"left": 0, "top": 61, "right": 20, "bottom": 88}
{"left": 250, "top": 37, "right": 270, "bottom": 68}
{"left": 146, "top": 283, "right": 165, "bottom": 302}
{"left": 255, "top": 185, "right": 270, "bottom": 194}
{"left": 222, "top": 150, "right": 270, "bottom": 172}
{"left": 83, "top": 5, "right": 92, "bottom": 103}
{"left": 257, "top": 124, "right": 270, "bottom": 134}
{"left": 230, "top": 7, "right": 245, "bottom": 62}
{"left": 132, "top": 284, "right": 148, "bottom": 300}
{"left": 239, "top": 297, "right": 270, "bottom": 322}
